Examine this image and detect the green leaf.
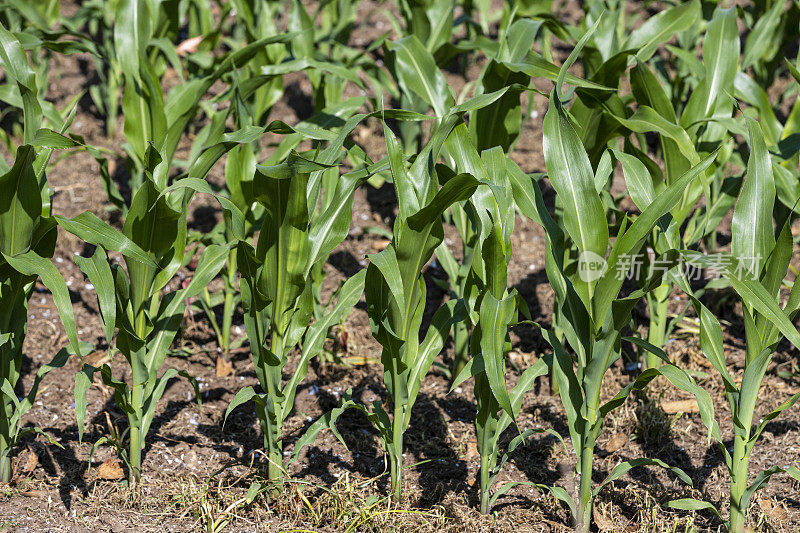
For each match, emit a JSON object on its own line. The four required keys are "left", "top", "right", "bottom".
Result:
{"left": 612, "top": 106, "right": 699, "bottom": 165}
{"left": 159, "top": 178, "right": 246, "bottom": 242}
{"left": 74, "top": 247, "right": 116, "bottom": 341}
{"left": 223, "top": 386, "right": 256, "bottom": 428}
{"left": 555, "top": 14, "right": 605, "bottom": 98}
{"left": 290, "top": 393, "right": 371, "bottom": 462}
{"left": 0, "top": 145, "right": 39, "bottom": 256}
{"left": 592, "top": 151, "right": 718, "bottom": 323}
{"left": 667, "top": 498, "right": 722, "bottom": 519}
{"left": 386, "top": 35, "right": 453, "bottom": 117}
{"left": 3, "top": 250, "right": 82, "bottom": 355}
{"left": 625, "top": 0, "right": 700, "bottom": 62}
{"left": 502, "top": 53, "right": 613, "bottom": 93}
{"left": 681, "top": 7, "right": 739, "bottom": 123}
{"left": 741, "top": 0, "right": 784, "bottom": 70}
{"left": 543, "top": 95, "right": 608, "bottom": 261}
{"left": 478, "top": 292, "right": 517, "bottom": 423}
{"left": 0, "top": 24, "right": 42, "bottom": 142}
{"left": 594, "top": 458, "right": 693, "bottom": 498}
{"left": 74, "top": 364, "right": 96, "bottom": 442}
{"left": 55, "top": 212, "right": 158, "bottom": 267}
{"left": 612, "top": 148, "right": 655, "bottom": 210}
{"left": 740, "top": 466, "right": 791, "bottom": 514}
{"left": 731, "top": 116, "right": 774, "bottom": 277}
{"left": 281, "top": 270, "right": 366, "bottom": 418}
{"left": 407, "top": 173, "right": 483, "bottom": 230}
{"left": 114, "top": 0, "right": 151, "bottom": 83}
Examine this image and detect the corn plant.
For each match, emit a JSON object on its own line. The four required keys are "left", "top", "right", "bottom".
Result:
{"left": 638, "top": 5, "right": 737, "bottom": 365}
{"left": 65, "top": 80, "right": 300, "bottom": 482}
{"left": 667, "top": 117, "right": 800, "bottom": 532}
{"left": 58, "top": 4, "right": 285, "bottom": 481}
{"left": 509, "top": 34, "right": 720, "bottom": 530}
{"left": 222, "top": 106, "right": 423, "bottom": 491}
{"left": 435, "top": 18, "right": 537, "bottom": 382}
{"left": 0, "top": 142, "right": 81, "bottom": 483}
{"left": 444, "top": 123, "right": 553, "bottom": 513}
{"left": 312, "top": 84, "right": 526, "bottom": 499}
{"left": 385, "top": 22, "right": 608, "bottom": 381}
{"left": 64, "top": 147, "right": 247, "bottom": 484}
{"left": 360, "top": 122, "right": 473, "bottom": 502}
{"left": 304, "top": 88, "right": 510, "bottom": 500}
{"left": 0, "top": 25, "right": 87, "bottom": 483}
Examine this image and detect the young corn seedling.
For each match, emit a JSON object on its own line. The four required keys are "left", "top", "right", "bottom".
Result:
{"left": 512, "top": 33, "right": 719, "bottom": 531}
{"left": 456, "top": 14, "right": 614, "bottom": 389}
{"left": 309, "top": 85, "right": 518, "bottom": 499}
{"left": 358, "top": 117, "right": 476, "bottom": 502}
{"left": 637, "top": 5, "right": 737, "bottom": 365}
{"left": 436, "top": 17, "right": 538, "bottom": 382}
{"left": 222, "top": 147, "right": 350, "bottom": 487}
{"left": 308, "top": 92, "right": 512, "bottom": 501}
{"left": 67, "top": 90, "right": 300, "bottom": 482}
{"left": 0, "top": 25, "right": 85, "bottom": 483}
{"left": 668, "top": 117, "right": 800, "bottom": 533}
{"left": 445, "top": 124, "right": 551, "bottom": 514}
{"left": 222, "top": 107, "right": 419, "bottom": 491}
{"left": 64, "top": 146, "right": 244, "bottom": 484}
{"left": 59, "top": 4, "right": 281, "bottom": 481}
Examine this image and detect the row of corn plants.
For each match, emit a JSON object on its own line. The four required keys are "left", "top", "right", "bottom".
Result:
{"left": 1, "top": 1, "right": 800, "bottom": 531}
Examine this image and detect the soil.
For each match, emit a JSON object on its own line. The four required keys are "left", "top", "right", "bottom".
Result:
{"left": 2, "top": 1, "right": 800, "bottom": 532}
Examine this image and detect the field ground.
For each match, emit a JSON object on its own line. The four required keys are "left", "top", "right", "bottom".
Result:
{"left": 2, "top": 0, "right": 800, "bottom": 532}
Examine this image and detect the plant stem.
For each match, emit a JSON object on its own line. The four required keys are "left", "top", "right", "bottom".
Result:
{"left": 479, "top": 452, "right": 491, "bottom": 514}
{"left": 0, "top": 455, "right": 9, "bottom": 483}
{"left": 221, "top": 251, "right": 237, "bottom": 356}
{"left": 129, "top": 359, "right": 144, "bottom": 485}
{"left": 645, "top": 284, "right": 671, "bottom": 368}
{"left": 451, "top": 319, "right": 469, "bottom": 385}
{"left": 577, "top": 442, "right": 594, "bottom": 533}
{"left": 130, "top": 312, "right": 146, "bottom": 485}
{"left": 390, "top": 402, "right": 404, "bottom": 503}
{"left": 729, "top": 434, "right": 750, "bottom": 533}
{"left": 266, "top": 327, "right": 286, "bottom": 495}
{"left": 0, "top": 394, "right": 11, "bottom": 483}
{"left": 0, "top": 428, "right": 10, "bottom": 484}
{"left": 268, "top": 445, "right": 283, "bottom": 493}
{"left": 128, "top": 421, "right": 142, "bottom": 485}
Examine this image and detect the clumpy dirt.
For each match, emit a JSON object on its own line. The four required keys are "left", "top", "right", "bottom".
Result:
{"left": 2, "top": 1, "right": 800, "bottom": 532}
